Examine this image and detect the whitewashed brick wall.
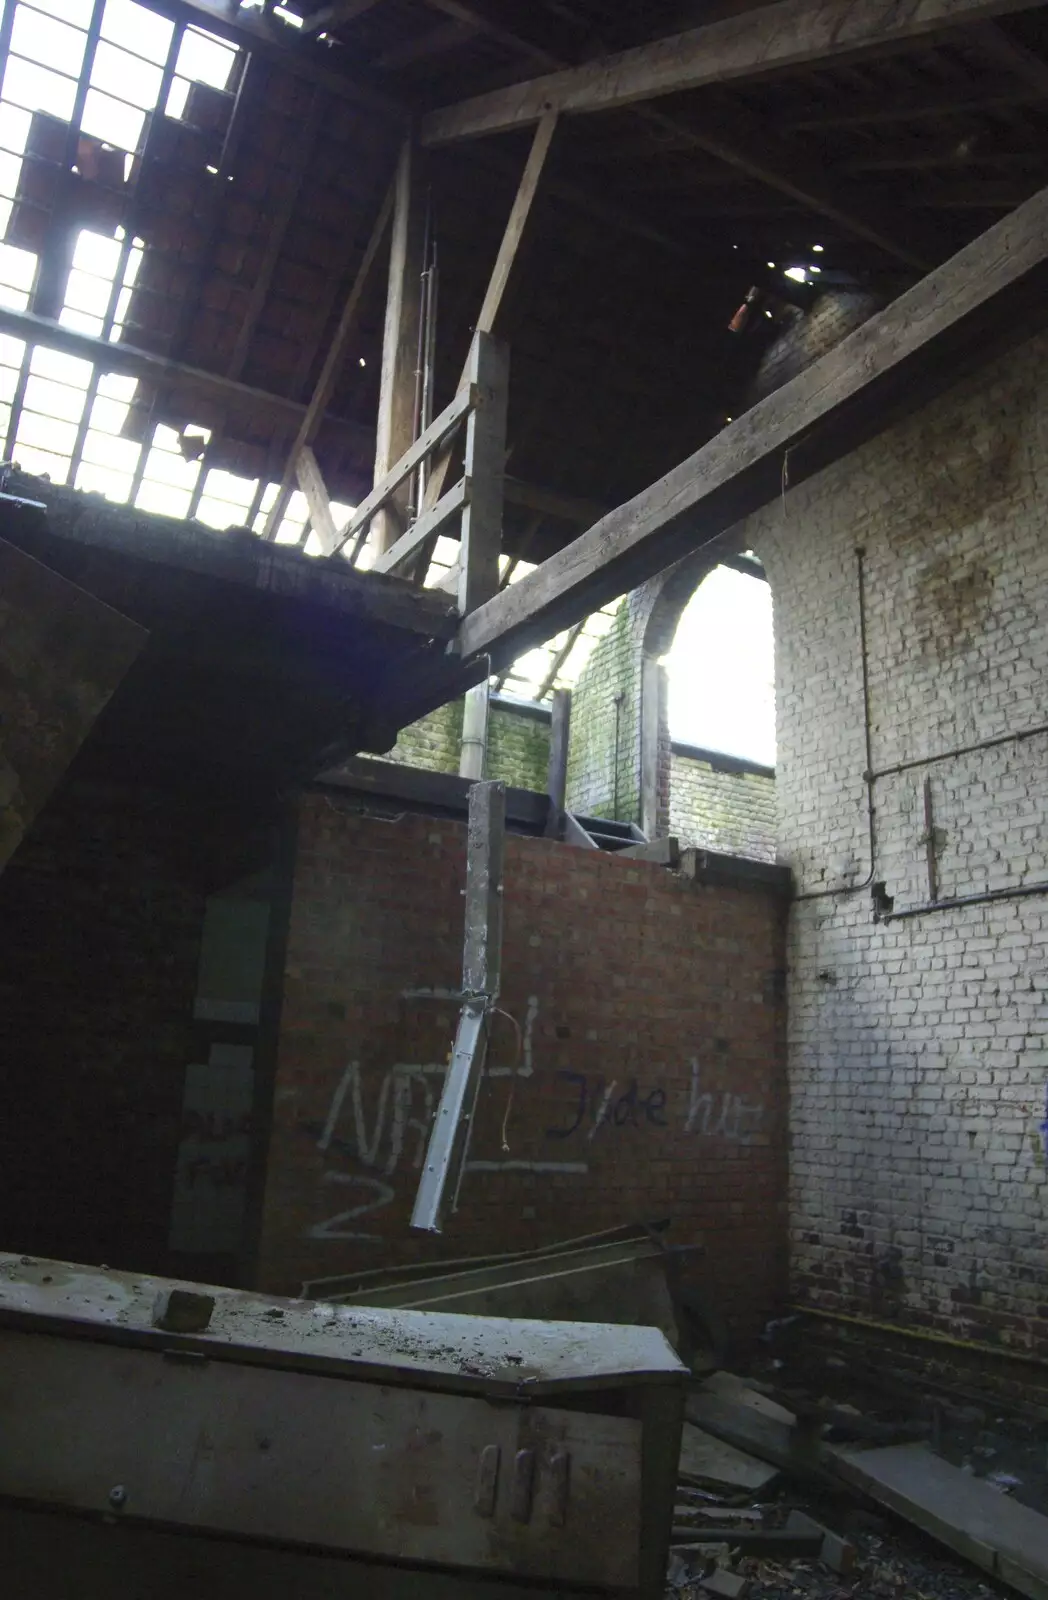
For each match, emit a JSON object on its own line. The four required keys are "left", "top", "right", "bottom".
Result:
{"left": 743, "top": 328, "right": 1048, "bottom": 1354}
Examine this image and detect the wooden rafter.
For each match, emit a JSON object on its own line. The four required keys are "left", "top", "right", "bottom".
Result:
{"left": 456, "top": 181, "right": 1048, "bottom": 666}
{"left": 420, "top": 0, "right": 1048, "bottom": 145}
{"left": 373, "top": 18, "right": 478, "bottom": 70}
{"left": 261, "top": 180, "right": 394, "bottom": 541}
{"left": 373, "top": 138, "right": 427, "bottom": 554}
{"left": 301, "top": 0, "right": 387, "bottom": 32}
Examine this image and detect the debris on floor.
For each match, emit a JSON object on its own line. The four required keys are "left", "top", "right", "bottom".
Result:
{"left": 669, "top": 1361, "right": 1048, "bottom": 1600}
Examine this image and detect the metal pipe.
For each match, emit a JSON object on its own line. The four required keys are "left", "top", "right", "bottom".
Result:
{"left": 870, "top": 718, "right": 1048, "bottom": 781}
{"left": 612, "top": 691, "right": 625, "bottom": 820}
{"left": 795, "top": 546, "right": 876, "bottom": 903}
{"left": 883, "top": 879, "right": 1048, "bottom": 922}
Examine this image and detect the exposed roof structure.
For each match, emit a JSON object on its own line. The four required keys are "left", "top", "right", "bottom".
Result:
{"left": 2, "top": 0, "right": 1048, "bottom": 702}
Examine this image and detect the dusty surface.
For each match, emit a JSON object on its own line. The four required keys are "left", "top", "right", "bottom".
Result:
{"left": 670, "top": 1511, "right": 1011, "bottom": 1600}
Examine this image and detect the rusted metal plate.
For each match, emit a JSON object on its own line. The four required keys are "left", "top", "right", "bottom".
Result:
{"left": 0, "top": 1329, "right": 642, "bottom": 1588}
{"left": 0, "top": 1254, "right": 686, "bottom": 1397}
{"left": 0, "top": 536, "right": 146, "bottom": 870}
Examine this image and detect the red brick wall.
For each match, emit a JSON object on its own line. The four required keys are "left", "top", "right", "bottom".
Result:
{"left": 255, "top": 795, "right": 789, "bottom": 1349}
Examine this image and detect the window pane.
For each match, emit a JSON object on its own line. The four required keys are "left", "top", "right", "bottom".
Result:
{"left": 164, "top": 76, "right": 189, "bottom": 120}
{"left": 141, "top": 446, "right": 198, "bottom": 489}
{"left": 91, "top": 40, "right": 163, "bottom": 110}
{"left": 89, "top": 393, "right": 130, "bottom": 434}
{"left": 11, "top": 442, "right": 70, "bottom": 482}
{"left": 96, "top": 370, "right": 136, "bottom": 401}
{"left": 0, "top": 282, "right": 30, "bottom": 311}
{"left": 202, "top": 467, "right": 255, "bottom": 505}
{"left": 0, "top": 102, "right": 32, "bottom": 155}
{"left": 59, "top": 305, "right": 104, "bottom": 336}
{"left": 177, "top": 28, "right": 237, "bottom": 90}
{"left": 196, "top": 495, "right": 246, "bottom": 530}
{"left": 65, "top": 268, "right": 113, "bottom": 318}
{"left": 82, "top": 428, "right": 139, "bottom": 471}
{"left": 73, "top": 231, "right": 122, "bottom": 278}
{"left": 17, "top": 409, "right": 78, "bottom": 453}
{"left": 23, "top": 373, "right": 87, "bottom": 423}
{"left": 0, "top": 240, "right": 35, "bottom": 289}
{"left": 75, "top": 459, "right": 133, "bottom": 500}
{"left": 80, "top": 88, "right": 145, "bottom": 153}
{"left": 0, "top": 333, "right": 26, "bottom": 368}
{"left": 0, "top": 365, "right": 20, "bottom": 403}
{"left": 10, "top": 7, "right": 86, "bottom": 77}
{"left": 2, "top": 55, "right": 77, "bottom": 118}
{"left": 0, "top": 152, "right": 22, "bottom": 199}
{"left": 30, "top": 346, "right": 92, "bottom": 387}
{"left": 23, "top": 0, "right": 94, "bottom": 26}
{"left": 136, "top": 479, "right": 190, "bottom": 517}
{"left": 101, "top": 0, "right": 174, "bottom": 66}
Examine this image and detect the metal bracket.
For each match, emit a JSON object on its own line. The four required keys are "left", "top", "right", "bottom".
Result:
{"left": 411, "top": 780, "right": 506, "bottom": 1233}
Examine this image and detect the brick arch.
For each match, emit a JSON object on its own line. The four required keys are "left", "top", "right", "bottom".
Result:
{"left": 638, "top": 548, "right": 729, "bottom": 661}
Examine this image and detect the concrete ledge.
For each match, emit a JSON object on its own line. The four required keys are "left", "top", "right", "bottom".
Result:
{"left": 679, "top": 847, "right": 792, "bottom": 895}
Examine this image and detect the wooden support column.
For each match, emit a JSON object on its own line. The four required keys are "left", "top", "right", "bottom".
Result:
{"left": 374, "top": 138, "right": 426, "bottom": 555}
{"left": 458, "top": 330, "right": 509, "bottom": 616}
{"left": 545, "top": 686, "right": 571, "bottom": 838}
{"left": 411, "top": 111, "right": 556, "bottom": 586}
{"left": 458, "top": 679, "right": 490, "bottom": 779}
{"left": 640, "top": 654, "right": 664, "bottom": 841}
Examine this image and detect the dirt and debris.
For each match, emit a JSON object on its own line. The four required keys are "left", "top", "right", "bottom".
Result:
{"left": 669, "top": 1355, "right": 1043, "bottom": 1600}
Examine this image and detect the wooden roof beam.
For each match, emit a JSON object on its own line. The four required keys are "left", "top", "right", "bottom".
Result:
{"left": 421, "top": 0, "right": 1048, "bottom": 145}
{"left": 456, "top": 181, "right": 1048, "bottom": 666}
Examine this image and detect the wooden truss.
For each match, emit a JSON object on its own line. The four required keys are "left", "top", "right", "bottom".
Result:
{"left": 455, "top": 179, "right": 1048, "bottom": 668}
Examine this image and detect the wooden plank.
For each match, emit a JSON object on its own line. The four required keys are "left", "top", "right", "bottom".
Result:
{"left": 295, "top": 445, "right": 339, "bottom": 556}
{"left": 417, "top": 112, "right": 558, "bottom": 565}
{"left": 651, "top": 100, "right": 936, "bottom": 270}
{"left": 458, "top": 333, "right": 509, "bottom": 615}
{"left": 369, "top": 477, "right": 469, "bottom": 574}
{"left": 832, "top": 1442, "right": 1048, "bottom": 1600}
{"left": 302, "top": 0, "right": 387, "bottom": 33}
{"left": 373, "top": 138, "right": 426, "bottom": 555}
{"left": 476, "top": 110, "right": 558, "bottom": 337}
{"left": 262, "top": 181, "right": 394, "bottom": 542}
{"left": 619, "top": 836, "right": 680, "bottom": 867}
{"left": 228, "top": 90, "right": 325, "bottom": 381}
{"left": 975, "top": 19, "right": 1048, "bottom": 92}
{"left": 333, "top": 383, "right": 475, "bottom": 555}
{"left": 421, "top": 0, "right": 1046, "bottom": 144}
{"left": 545, "top": 686, "right": 570, "bottom": 835}
{"left": 0, "top": 535, "right": 146, "bottom": 872}
{"left": 373, "top": 17, "right": 478, "bottom": 70}
{"left": 457, "top": 183, "right": 1048, "bottom": 666}
{"left": 678, "top": 1421, "right": 779, "bottom": 1493}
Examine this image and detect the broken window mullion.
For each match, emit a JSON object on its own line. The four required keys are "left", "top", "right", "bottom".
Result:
{"left": 65, "top": 0, "right": 107, "bottom": 165}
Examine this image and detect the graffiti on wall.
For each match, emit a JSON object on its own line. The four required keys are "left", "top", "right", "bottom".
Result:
{"left": 304, "top": 1007, "right": 766, "bottom": 1242}
{"left": 305, "top": 996, "right": 587, "bottom": 1242}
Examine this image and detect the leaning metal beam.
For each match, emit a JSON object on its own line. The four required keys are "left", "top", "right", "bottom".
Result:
{"left": 421, "top": 0, "right": 1047, "bottom": 144}
{"left": 411, "top": 780, "right": 505, "bottom": 1234}
{"left": 456, "top": 180, "right": 1048, "bottom": 667}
